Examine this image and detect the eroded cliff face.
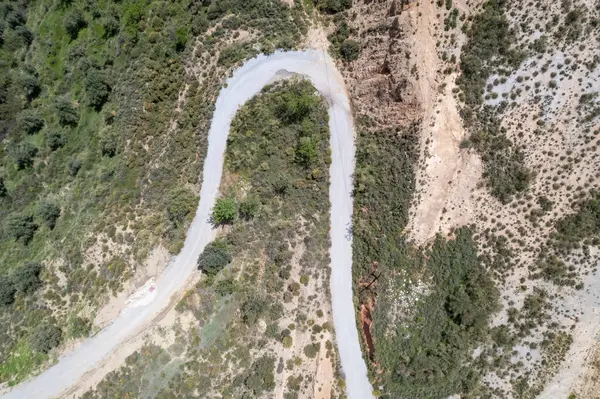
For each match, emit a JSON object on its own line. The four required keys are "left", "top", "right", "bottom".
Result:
{"left": 339, "top": 0, "right": 600, "bottom": 397}
{"left": 342, "top": 1, "right": 421, "bottom": 129}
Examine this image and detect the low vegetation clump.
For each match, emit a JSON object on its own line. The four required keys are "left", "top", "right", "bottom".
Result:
{"left": 197, "top": 243, "right": 232, "bottom": 277}
{"left": 352, "top": 119, "right": 500, "bottom": 398}
{"left": 375, "top": 229, "right": 499, "bottom": 398}
{"left": 457, "top": 0, "right": 531, "bottom": 202}
{"left": 533, "top": 191, "right": 600, "bottom": 287}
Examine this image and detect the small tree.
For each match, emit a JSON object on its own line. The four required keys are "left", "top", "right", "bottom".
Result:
{"left": 45, "top": 130, "right": 66, "bottom": 151}
{"left": 100, "top": 134, "right": 117, "bottom": 157}
{"left": 20, "top": 111, "right": 44, "bottom": 134}
{"left": 38, "top": 201, "right": 61, "bottom": 229}
{"left": 316, "top": 0, "right": 352, "bottom": 14}
{"left": 340, "top": 39, "right": 360, "bottom": 61}
{"left": 175, "top": 26, "right": 188, "bottom": 52}
{"left": 0, "top": 278, "right": 16, "bottom": 306}
{"left": 197, "top": 244, "right": 231, "bottom": 276}
{"left": 55, "top": 99, "right": 79, "bottom": 126}
{"left": 7, "top": 141, "right": 38, "bottom": 169}
{"left": 84, "top": 69, "right": 110, "bottom": 109}
{"left": 296, "top": 136, "right": 318, "bottom": 167}
{"left": 212, "top": 197, "right": 236, "bottom": 224}
{"left": 29, "top": 323, "right": 62, "bottom": 354}
{"left": 7, "top": 214, "right": 38, "bottom": 244}
{"left": 21, "top": 73, "right": 40, "bottom": 100}
{"left": 68, "top": 158, "right": 82, "bottom": 176}
{"left": 103, "top": 15, "right": 119, "bottom": 38}
{"left": 64, "top": 9, "right": 87, "bottom": 40}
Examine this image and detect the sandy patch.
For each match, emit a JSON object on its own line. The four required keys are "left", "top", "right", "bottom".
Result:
{"left": 94, "top": 245, "right": 170, "bottom": 328}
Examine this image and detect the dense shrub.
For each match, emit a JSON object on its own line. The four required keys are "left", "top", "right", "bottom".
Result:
{"left": 99, "top": 134, "right": 117, "bottom": 157}
{"left": 19, "top": 111, "right": 44, "bottom": 134}
{"left": 469, "top": 109, "right": 531, "bottom": 203}
{"left": 0, "top": 278, "right": 16, "bottom": 306}
{"left": 38, "top": 201, "right": 61, "bottom": 229}
{"left": 84, "top": 69, "right": 110, "bottom": 109}
{"left": 45, "top": 130, "right": 66, "bottom": 151}
{"left": 6, "top": 141, "right": 37, "bottom": 169}
{"left": 240, "top": 296, "right": 268, "bottom": 325}
{"left": 12, "top": 261, "right": 43, "bottom": 294}
{"left": 67, "top": 316, "right": 91, "bottom": 338}
{"left": 375, "top": 229, "right": 499, "bottom": 398}
{"left": 316, "top": 0, "right": 352, "bottom": 14}
{"left": 6, "top": 213, "right": 38, "bottom": 244}
{"left": 55, "top": 98, "right": 79, "bottom": 126}
{"left": 214, "top": 278, "right": 236, "bottom": 297}
{"left": 339, "top": 39, "right": 360, "bottom": 61}
{"left": 167, "top": 186, "right": 197, "bottom": 227}
{"left": 197, "top": 244, "right": 232, "bottom": 276}
{"left": 67, "top": 158, "right": 82, "bottom": 176}
{"left": 29, "top": 323, "right": 62, "bottom": 354}
{"left": 243, "top": 356, "right": 275, "bottom": 395}
{"left": 64, "top": 9, "right": 87, "bottom": 40}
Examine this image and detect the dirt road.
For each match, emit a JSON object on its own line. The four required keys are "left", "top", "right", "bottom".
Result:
{"left": 0, "top": 50, "right": 373, "bottom": 399}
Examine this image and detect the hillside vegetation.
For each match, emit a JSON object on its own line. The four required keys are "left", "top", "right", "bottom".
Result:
{"left": 0, "top": 0, "right": 306, "bottom": 384}
{"left": 84, "top": 79, "right": 342, "bottom": 399}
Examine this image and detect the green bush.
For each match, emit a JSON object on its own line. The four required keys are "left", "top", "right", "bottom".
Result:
{"left": 167, "top": 186, "right": 197, "bottom": 227}
{"left": 84, "top": 70, "right": 111, "bottom": 109}
{"left": 0, "top": 278, "right": 16, "bottom": 306}
{"left": 29, "top": 323, "right": 62, "bottom": 354}
{"left": 212, "top": 197, "right": 236, "bottom": 224}
{"left": 215, "top": 278, "right": 236, "bottom": 296}
{"left": 67, "top": 316, "right": 91, "bottom": 339}
{"left": 6, "top": 213, "right": 38, "bottom": 244}
{"left": 64, "top": 9, "right": 87, "bottom": 40}
{"left": 19, "top": 111, "right": 44, "bottom": 134}
{"left": 7, "top": 141, "right": 37, "bottom": 169}
{"left": 55, "top": 98, "right": 79, "bottom": 126}
{"left": 240, "top": 296, "right": 268, "bottom": 325}
{"left": 38, "top": 201, "right": 61, "bottom": 229}
{"left": 45, "top": 130, "right": 66, "bottom": 151}
{"left": 12, "top": 261, "right": 43, "bottom": 294}
{"left": 197, "top": 244, "right": 232, "bottom": 276}
{"left": 296, "top": 136, "right": 318, "bottom": 166}
{"left": 316, "top": 0, "right": 352, "bottom": 14}
{"left": 339, "top": 39, "right": 360, "bottom": 61}
{"left": 276, "top": 89, "right": 318, "bottom": 124}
